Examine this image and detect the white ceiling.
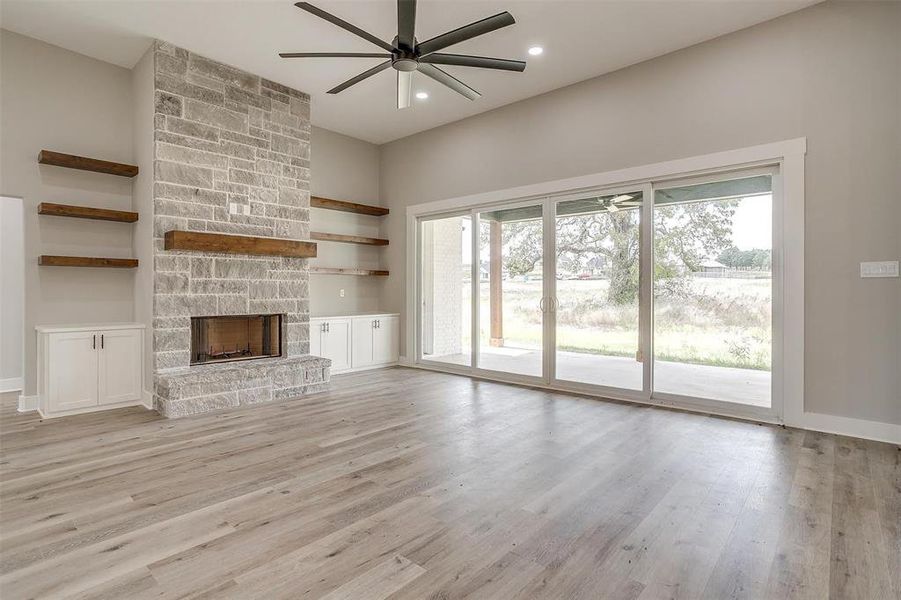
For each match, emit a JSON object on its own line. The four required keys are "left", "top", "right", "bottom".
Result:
{"left": 1, "top": 0, "right": 818, "bottom": 144}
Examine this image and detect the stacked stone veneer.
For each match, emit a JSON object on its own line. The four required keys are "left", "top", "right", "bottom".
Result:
{"left": 150, "top": 41, "right": 329, "bottom": 417}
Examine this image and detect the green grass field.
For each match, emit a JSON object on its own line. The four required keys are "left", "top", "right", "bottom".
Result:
{"left": 469, "top": 277, "right": 772, "bottom": 370}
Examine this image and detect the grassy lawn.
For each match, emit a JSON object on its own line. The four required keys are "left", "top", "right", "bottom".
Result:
{"left": 470, "top": 277, "right": 772, "bottom": 370}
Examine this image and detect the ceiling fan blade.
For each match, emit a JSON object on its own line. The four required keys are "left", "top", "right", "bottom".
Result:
{"left": 416, "top": 11, "right": 515, "bottom": 56}
{"left": 418, "top": 63, "right": 480, "bottom": 100}
{"left": 419, "top": 53, "right": 526, "bottom": 72}
{"left": 327, "top": 60, "right": 392, "bottom": 94}
{"left": 294, "top": 2, "right": 395, "bottom": 53}
{"left": 397, "top": 71, "right": 413, "bottom": 109}
{"left": 279, "top": 52, "right": 393, "bottom": 58}
{"left": 397, "top": 0, "right": 417, "bottom": 51}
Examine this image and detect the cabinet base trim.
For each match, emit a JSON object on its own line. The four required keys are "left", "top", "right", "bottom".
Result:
{"left": 39, "top": 399, "right": 153, "bottom": 419}
{"left": 17, "top": 394, "right": 39, "bottom": 412}
{"left": 332, "top": 362, "right": 399, "bottom": 375}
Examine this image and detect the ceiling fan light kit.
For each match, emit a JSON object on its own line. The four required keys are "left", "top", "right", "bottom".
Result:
{"left": 280, "top": 0, "right": 527, "bottom": 109}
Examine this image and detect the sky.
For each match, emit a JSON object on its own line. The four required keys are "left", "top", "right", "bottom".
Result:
{"left": 730, "top": 194, "right": 772, "bottom": 251}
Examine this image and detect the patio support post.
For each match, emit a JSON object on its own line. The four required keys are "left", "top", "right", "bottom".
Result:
{"left": 489, "top": 219, "right": 504, "bottom": 347}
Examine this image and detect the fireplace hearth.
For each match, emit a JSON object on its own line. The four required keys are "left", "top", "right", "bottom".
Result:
{"left": 191, "top": 314, "right": 283, "bottom": 365}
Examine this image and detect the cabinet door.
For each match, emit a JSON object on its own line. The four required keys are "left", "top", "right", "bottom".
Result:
{"left": 310, "top": 321, "right": 323, "bottom": 356}
{"left": 351, "top": 318, "right": 376, "bottom": 368}
{"left": 48, "top": 331, "right": 99, "bottom": 412}
{"left": 98, "top": 329, "right": 143, "bottom": 405}
{"left": 321, "top": 320, "right": 352, "bottom": 371}
{"left": 372, "top": 317, "right": 399, "bottom": 364}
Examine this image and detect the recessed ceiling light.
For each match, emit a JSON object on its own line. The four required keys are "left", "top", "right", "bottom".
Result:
{"left": 528, "top": 46, "right": 544, "bottom": 56}
{"left": 415, "top": 91, "right": 429, "bottom": 100}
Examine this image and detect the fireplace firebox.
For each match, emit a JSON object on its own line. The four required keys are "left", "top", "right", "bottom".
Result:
{"left": 190, "top": 314, "right": 283, "bottom": 365}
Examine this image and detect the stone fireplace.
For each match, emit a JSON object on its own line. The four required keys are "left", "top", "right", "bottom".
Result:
{"left": 148, "top": 41, "right": 329, "bottom": 418}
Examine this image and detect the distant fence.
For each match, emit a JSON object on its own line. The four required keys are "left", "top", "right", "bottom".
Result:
{"left": 693, "top": 269, "right": 771, "bottom": 279}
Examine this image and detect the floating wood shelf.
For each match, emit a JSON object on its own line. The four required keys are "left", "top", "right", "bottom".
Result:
{"left": 164, "top": 230, "right": 317, "bottom": 258}
{"left": 311, "top": 196, "right": 388, "bottom": 217}
{"left": 38, "top": 202, "right": 139, "bottom": 223}
{"left": 310, "top": 231, "right": 389, "bottom": 246}
{"left": 310, "top": 267, "right": 389, "bottom": 276}
{"left": 39, "top": 256, "right": 139, "bottom": 268}
{"left": 38, "top": 150, "right": 139, "bottom": 178}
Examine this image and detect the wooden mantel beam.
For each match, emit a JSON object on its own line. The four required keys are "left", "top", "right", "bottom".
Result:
{"left": 164, "top": 231, "right": 317, "bottom": 258}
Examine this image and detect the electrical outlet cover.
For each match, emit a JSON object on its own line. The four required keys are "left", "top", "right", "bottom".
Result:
{"left": 860, "top": 261, "right": 899, "bottom": 278}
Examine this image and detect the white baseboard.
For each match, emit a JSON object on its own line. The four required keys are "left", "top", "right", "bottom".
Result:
{"left": 1, "top": 377, "right": 23, "bottom": 393}
{"left": 142, "top": 389, "right": 154, "bottom": 409}
{"left": 796, "top": 411, "right": 901, "bottom": 445}
{"left": 18, "top": 394, "right": 39, "bottom": 412}
{"left": 331, "top": 362, "right": 399, "bottom": 376}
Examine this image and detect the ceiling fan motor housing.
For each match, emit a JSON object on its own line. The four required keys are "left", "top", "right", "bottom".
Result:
{"left": 393, "top": 58, "right": 418, "bottom": 72}
{"left": 392, "top": 39, "right": 419, "bottom": 71}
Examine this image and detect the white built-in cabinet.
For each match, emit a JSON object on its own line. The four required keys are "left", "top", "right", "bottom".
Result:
{"left": 310, "top": 313, "right": 399, "bottom": 374}
{"left": 36, "top": 323, "right": 146, "bottom": 417}
{"left": 309, "top": 318, "right": 352, "bottom": 371}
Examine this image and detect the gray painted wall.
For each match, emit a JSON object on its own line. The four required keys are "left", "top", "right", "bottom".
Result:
{"left": 132, "top": 47, "right": 155, "bottom": 389}
{"left": 0, "top": 197, "right": 25, "bottom": 385}
{"left": 309, "top": 126, "right": 384, "bottom": 316}
{"left": 379, "top": 1, "right": 901, "bottom": 425}
{"left": 1, "top": 30, "right": 136, "bottom": 397}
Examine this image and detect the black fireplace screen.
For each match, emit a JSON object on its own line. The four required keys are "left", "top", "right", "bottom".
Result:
{"left": 190, "top": 314, "right": 283, "bottom": 365}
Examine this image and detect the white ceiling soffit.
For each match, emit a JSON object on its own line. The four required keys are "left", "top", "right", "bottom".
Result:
{"left": 0, "top": 0, "right": 819, "bottom": 144}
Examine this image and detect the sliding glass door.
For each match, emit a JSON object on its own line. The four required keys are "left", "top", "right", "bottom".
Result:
{"left": 415, "top": 165, "right": 779, "bottom": 419}
{"left": 419, "top": 213, "right": 472, "bottom": 367}
{"left": 652, "top": 172, "right": 774, "bottom": 409}
{"left": 476, "top": 202, "right": 545, "bottom": 378}
{"left": 553, "top": 190, "right": 646, "bottom": 391}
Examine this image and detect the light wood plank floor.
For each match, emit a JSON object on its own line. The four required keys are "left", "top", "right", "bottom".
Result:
{"left": 1, "top": 368, "right": 898, "bottom": 599}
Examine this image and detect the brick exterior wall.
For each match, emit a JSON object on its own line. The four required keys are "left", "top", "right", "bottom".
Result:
{"left": 150, "top": 41, "right": 313, "bottom": 374}
{"left": 423, "top": 217, "right": 463, "bottom": 356}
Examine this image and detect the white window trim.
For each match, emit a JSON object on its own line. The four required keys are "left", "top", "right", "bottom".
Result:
{"left": 405, "top": 137, "right": 898, "bottom": 444}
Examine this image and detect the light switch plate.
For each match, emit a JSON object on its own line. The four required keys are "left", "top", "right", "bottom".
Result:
{"left": 243, "top": 204, "right": 250, "bottom": 216}
{"left": 228, "top": 202, "right": 239, "bottom": 215}
{"left": 860, "top": 261, "right": 899, "bottom": 278}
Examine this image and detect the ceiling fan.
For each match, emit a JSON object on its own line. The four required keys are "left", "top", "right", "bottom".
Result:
{"left": 280, "top": 1, "right": 527, "bottom": 109}
{"left": 598, "top": 194, "right": 640, "bottom": 212}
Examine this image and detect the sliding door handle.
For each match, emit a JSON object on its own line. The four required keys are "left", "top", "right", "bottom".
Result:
{"left": 92, "top": 334, "right": 96, "bottom": 350}
{"left": 101, "top": 334, "right": 104, "bottom": 349}
{"left": 539, "top": 297, "right": 547, "bottom": 313}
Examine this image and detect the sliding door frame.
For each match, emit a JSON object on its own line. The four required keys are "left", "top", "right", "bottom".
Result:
{"left": 546, "top": 182, "right": 654, "bottom": 403}
{"left": 406, "top": 138, "right": 805, "bottom": 426}
{"left": 646, "top": 165, "right": 782, "bottom": 421}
